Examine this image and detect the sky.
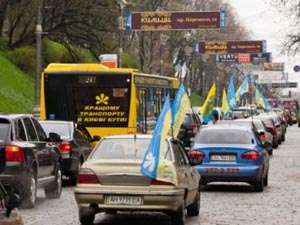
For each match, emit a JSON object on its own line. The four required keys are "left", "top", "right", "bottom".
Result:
{"left": 225, "top": 0, "right": 300, "bottom": 91}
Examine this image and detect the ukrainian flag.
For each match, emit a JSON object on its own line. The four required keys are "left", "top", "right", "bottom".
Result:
{"left": 141, "top": 95, "right": 177, "bottom": 184}
{"left": 227, "top": 76, "right": 236, "bottom": 109}
{"left": 171, "top": 84, "right": 191, "bottom": 137}
{"left": 256, "top": 87, "right": 271, "bottom": 111}
{"left": 235, "top": 77, "right": 249, "bottom": 104}
{"left": 201, "top": 83, "right": 216, "bottom": 123}
{"left": 221, "top": 88, "right": 230, "bottom": 116}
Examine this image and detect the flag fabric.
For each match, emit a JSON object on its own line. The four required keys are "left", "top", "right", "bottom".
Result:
{"left": 221, "top": 88, "right": 230, "bottom": 116}
{"left": 255, "top": 86, "right": 272, "bottom": 111}
{"left": 200, "top": 83, "right": 217, "bottom": 123}
{"left": 227, "top": 76, "right": 236, "bottom": 109}
{"left": 141, "top": 95, "right": 177, "bottom": 184}
{"left": 235, "top": 77, "right": 249, "bottom": 104}
{"left": 171, "top": 84, "right": 191, "bottom": 137}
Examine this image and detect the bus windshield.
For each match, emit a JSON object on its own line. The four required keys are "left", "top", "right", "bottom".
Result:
{"left": 44, "top": 73, "right": 131, "bottom": 128}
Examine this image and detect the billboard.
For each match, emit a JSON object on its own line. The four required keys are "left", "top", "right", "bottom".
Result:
{"left": 260, "top": 82, "right": 298, "bottom": 88}
{"left": 263, "top": 63, "right": 285, "bottom": 71}
{"left": 238, "top": 53, "right": 251, "bottom": 64}
{"left": 130, "top": 11, "right": 223, "bottom": 31}
{"left": 198, "top": 40, "right": 266, "bottom": 54}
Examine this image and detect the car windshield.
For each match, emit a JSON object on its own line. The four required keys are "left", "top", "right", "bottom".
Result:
{"left": 40, "top": 123, "right": 73, "bottom": 139}
{"left": 195, "top": 129, "right": 253, "bottom": 145}
{"left": 91, "top": 138, "right": 152, "bottom": 160}
{"left": 0, "top": 120, "right": 10, "bottom": 141}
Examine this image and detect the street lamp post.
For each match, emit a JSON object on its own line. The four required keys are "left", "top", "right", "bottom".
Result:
{"left": 33, "top": 0, "right": 43, "bottom": 118}
{"left": 116, "top": 0, "right": 130, "bottom": 68}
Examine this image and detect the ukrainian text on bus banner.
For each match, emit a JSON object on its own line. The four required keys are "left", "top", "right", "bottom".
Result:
{"left": 198, "top": 40, "right": 266, "bottom": 54}
{"left": 130, "top": 11, "right": 222, "bottom": 31}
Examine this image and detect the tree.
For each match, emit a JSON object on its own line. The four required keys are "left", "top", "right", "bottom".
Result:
{"left": 269, "top": 0, "right": 300, "bottom": 53}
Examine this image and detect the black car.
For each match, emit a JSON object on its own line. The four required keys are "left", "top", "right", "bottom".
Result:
{"left": 177, "top": 112, "right": 201, "bottom": 148}
{"left": 0, "top": 114, "right": 62, "bottom": 208}
{"left": 39, "top": 120, "right": 93, "bottom": 184}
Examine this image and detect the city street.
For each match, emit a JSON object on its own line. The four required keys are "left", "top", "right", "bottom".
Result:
{"left": 21, "top": 125, "right": 300, "bottom": 225}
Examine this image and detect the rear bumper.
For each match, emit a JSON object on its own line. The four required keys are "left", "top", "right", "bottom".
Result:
{"left": 74, "top": 186, "right": 185, "bottom": 212}
{"left": 195, "top": 165, "right": 262, "bottom": 183}
{"left": 0, "top": 168, "right": 30, "bottom": 193}
{"left": 61, "top": 156, "right": 80, "bottom": 176}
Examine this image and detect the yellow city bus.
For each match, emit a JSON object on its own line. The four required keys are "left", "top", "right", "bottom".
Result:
{"left": 40, "top": 63, "right": 179, "bottom": 137}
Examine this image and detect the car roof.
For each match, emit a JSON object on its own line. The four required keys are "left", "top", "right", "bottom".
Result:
{"left": 204, "top": 124, "right": 252, "bottom": 131}
{"left": 0, "top": 114, "right": 33, "bottom": 120}
{"left": 103, "top": 134, "right": 153, "bottom": 139}
{"left": 39, "top": 120, "right": 74, "bottom": 125}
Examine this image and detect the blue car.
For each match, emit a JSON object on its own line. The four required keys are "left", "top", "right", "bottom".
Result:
{"left": 190, "top": 124, "right": 270, "bottom": 192}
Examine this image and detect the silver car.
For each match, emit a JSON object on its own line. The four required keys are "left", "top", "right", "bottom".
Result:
{"left": 74, "top": 135, "right": 201, "bottom": 225}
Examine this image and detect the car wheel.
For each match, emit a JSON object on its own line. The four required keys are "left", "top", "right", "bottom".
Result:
{"left": 253, "top": 175, "right": 264, "bottom": 192}
{"left": 21, "top": 172, "right": 37, "bottom": 209}
{"left": 264, "top": 172, "right": 269, "bottom": 187}
{"left": 170, "top": 205, "right": 186, "bottom": 225}
{"left": 187, "top": 190, "right": 200, "bottom": 217}
{"left": 79, "top": 207, "right": 95, "bottom": 225}
{"left": 45, "top": 166, "right": 62, "bottom": 199}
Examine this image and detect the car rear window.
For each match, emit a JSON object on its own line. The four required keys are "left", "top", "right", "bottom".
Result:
{"left": 195, "top": 129, "right": 253, "bottom": 145}
{"left": 0, "top": 119, "right": 10, "bottom": 142}
{"left": 40, "top": 122, "right": 73, "bottom": 139}
{"left": 91, "top": 138, "right": 153, "bottom": 160}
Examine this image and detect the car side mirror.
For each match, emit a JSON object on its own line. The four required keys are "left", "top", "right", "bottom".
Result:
{"left": 91, "top": 135, "right": 101, "bottom": 142}
{"left": 49, "top": 132, "right": 61, "bottom": 142}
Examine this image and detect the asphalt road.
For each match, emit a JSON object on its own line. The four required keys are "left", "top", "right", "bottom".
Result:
{"left": 21, "top": 125, "right": 300, "bottom": 225}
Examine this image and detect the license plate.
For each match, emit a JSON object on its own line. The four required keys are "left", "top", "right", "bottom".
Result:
{"left": 211, "top": 154, "right": 236, "bottom": 161}
{"left": 105, "top": 195, "right": 143, "bottom": 206}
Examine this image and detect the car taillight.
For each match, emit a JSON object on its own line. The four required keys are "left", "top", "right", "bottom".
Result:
{"left": 268, "top": 127, "right": 277, "bottom": 136}
{"left": 258, "top": 133, "right": 266, "bottom": 142}
{"left": 241, "top": 151, "right": 259, "bottom": 160}
{"left": 59, "top": 142, "right": 72, "bottom": 153}
{"left": 150, "top": 180, "right": 174, "bottom": 186}
{"left": 77, "top": 169, "right": 99, "bottom": 184}
{"left": 5, "top": 146, "right": 25, "bottom": 162}
{"left": 190, "top": 123, "right": 198, "bottom": 133}
{"left": 189, "top": 150, "right": 205, "bottom": 161}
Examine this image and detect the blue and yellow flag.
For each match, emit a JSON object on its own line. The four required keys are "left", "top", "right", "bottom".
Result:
{"left": 141, "top": 95, "right": 177, "bottom": 184}
{"left": 235, "top": 77, "right": 249, "bottom": 103}
{"left": 200, "top": 83, "right": 216, "bottom": 123}
{"left": 171, "top": 84, "right": 191, "bottom": 137}
{"left": 227, "top": 76, "right": 236, "bottom": 109}
{"left": 256, "top": 87, "right": 271, "bottom": 111}
{"left": 221, "top": 88, "right": 230, "bottom": 116}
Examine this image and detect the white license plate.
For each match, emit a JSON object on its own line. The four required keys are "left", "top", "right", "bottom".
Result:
{"left": 211, "top": 154, "right": 236, "bottom": 161}
{"left": 105, "top": 195, "right": 143, "bottom": 206}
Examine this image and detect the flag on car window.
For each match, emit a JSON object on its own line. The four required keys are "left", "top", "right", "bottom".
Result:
{"left": 235, "top": 76, "right": 249, "bottom": 103}
{"left": 141, "top": 95, "right": 177, "bottom": 185}
{"left": 221, "top": 88, "right": 230, "bottom": 116}
{"left": 200, "top": 83, "right": 216, "bottom": 124}
{"left": 227, "top": 76, "right": 236, "bottom": 109}
{"left": 171, "top": 84, "right": 191, "bottom": 137}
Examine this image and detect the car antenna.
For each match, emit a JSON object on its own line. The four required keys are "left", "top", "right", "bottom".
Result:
{"left": 134, "top": 132, "right": 138, "bottom": 157}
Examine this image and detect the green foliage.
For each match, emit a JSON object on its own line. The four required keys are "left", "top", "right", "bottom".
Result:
{"left": 0, "top": 38, "right": 8, "bottom": 51}
{"left": 122, "top": 52, "right": 141, "bottom": 70}
{"left": 5, "top": 45, "right": 36, "bottom": 75}
{"left": 190, "top": 92, "right": 203, "bottom": 107}
{"left": 0, "top": 53, "right": 34, "bottom": 113}
{"left": 44, "top": 39, "right": 96, "bottom": 64}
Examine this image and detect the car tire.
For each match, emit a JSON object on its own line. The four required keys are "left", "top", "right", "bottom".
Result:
{"left": 170, "top": 205, "right": 186, "bottom": 225}
{"left": 264, "top": 172, "right": 269, "bottom": 187}
{"left": 187, "top": 190, "right": 200, "bottom": 217}
{"left": 253, "top": 175, "right": 264, "bottom": 192}
{"left": 79, "top": 207, "right": 95, "bottom": 225}
{"left": 45, "top": 166, "right": 62, "bottom": 199}
{"left": 21, "top": 172, "right": 37, "bottom": 209}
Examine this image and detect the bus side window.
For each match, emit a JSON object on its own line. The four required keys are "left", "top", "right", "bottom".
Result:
{"left": 146, "top": 88, "right": 157, "bottom": 132}
{"left": 137, "top": 89, "right": 147, "bottom": 133}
